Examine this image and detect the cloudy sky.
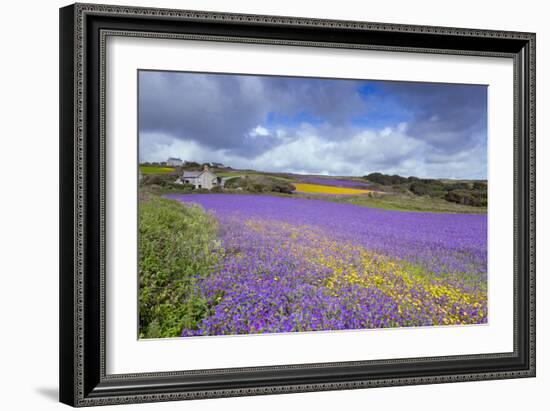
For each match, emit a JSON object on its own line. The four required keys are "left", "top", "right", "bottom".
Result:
{"left": 138, "top": 70, "right": 487, "bottom": 179}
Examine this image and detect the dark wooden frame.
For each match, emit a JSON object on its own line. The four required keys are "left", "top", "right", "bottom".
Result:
{"left": 60, "top": 2, "right": 536, "bottom": 407}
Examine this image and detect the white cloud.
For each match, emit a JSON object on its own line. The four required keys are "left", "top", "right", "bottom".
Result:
{"left": 249, "top": 126, "right": 270, "bottom": 137}
{"left": 380, "top": 127, "right": 392, "bottom": 137}
{"left": 139, "top": 132, "right": 218, "bottom": 164}
{"left": 139, "top": 122, "right": 485, "bottom": 179}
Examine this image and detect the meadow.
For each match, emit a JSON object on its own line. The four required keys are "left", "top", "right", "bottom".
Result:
{"left": 139, "top": 165, "right": 175, "bottom": 175}
{"left": 145, "top": 193, "right": 488, "bottom": 337}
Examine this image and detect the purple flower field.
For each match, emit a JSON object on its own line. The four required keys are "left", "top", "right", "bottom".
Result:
{"left": 165, "top": 194, "right": 487, "bottom": 336}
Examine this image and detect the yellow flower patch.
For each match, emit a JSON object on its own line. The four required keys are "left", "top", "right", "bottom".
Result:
{"left": 242, "top": 218, "right": 486, "bottom": 327}
{"left": 293, "top": 183, "right": 371, "bottom": 195}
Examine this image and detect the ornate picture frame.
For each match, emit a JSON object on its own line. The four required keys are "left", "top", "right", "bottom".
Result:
{"left": 59, "top": 3, "right": 535, "bottom": 407}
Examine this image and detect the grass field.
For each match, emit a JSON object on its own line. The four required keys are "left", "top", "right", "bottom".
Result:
{"left": 140, "top": 166, "right": 175, "bottom": 175}
{"left": 330, "top": 193, "right": 487, "bottom": 214}
{"left": 216, "top": 171, "right": 294, "bottom": 182}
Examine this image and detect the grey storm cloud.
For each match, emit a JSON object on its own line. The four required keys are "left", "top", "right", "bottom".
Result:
{"left": 373, "top": 81, "right": 487, "bottom": 153}
{"left": 139, "top": 72, "right": 267, "bottom": 154}
{"left": 139, "top": 71, "right": 366, "bottom": 156}
{"left": 138, "top": 70, "right": 487, "bottom": 179}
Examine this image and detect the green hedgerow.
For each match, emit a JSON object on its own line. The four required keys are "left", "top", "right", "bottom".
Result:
{"left": 138, "top": 192, "right": 222, "bottom": 338}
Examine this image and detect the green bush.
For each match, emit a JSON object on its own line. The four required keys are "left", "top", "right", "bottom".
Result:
{"left": 140, "top": 173, "right": 177, "bottom": 187}
{"left": 224, "top": 175, "right": 294, "bottom": 194}
{"left": 473, "top": 181, "right": 488, "bottom": 191}
{"left": 444, "top": 189, "right": 487, "bottom": 207}
{"left": 138, "top": 193, "right": 222, "bottom": 338}
{"left": 364, "top": 172, "right": 408, "bottom": 186}
{"left": 409, "top": 182, "right": 445, "bottom": 197}
{"left": 182, "top": 161, "right": 201, "bottom": 169}
{"left": 443, "top": 182, "right": 471, "bottom": 191}
{"left": 163, "top": 183, "right": 195, "bottom": 193}
{"left": 223, "top": 177, "right": 242, "bottom": 189}
{"left": 270, "top": 180, "right": 295, "bottom": 194}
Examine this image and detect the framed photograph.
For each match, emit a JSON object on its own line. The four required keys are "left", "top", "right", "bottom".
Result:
{"left": 59, "top": 3, "right": 536, "bottom": 407}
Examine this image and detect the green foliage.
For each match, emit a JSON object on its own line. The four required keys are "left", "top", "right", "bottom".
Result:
{"left": 140, "top": 173, "right": 177, "bottom": 187}
{"left": 223, "top": 177, "right": 243, "bottom": 188}
{"left": 364, "top": 172, "right": 409, "bottom": 186}
{"left": 225, "top": 175, "right": 295, "bottom": 194}
{"left": 445, "top": 189, "right": 487, "bottom": 207}
{"left": 443, "top": 182, "right": 472, "bottom": 191}
{"left": 472, "top": 181, "right": 488, "bottom": 191}
{"left": 139, "top": 192, "right": 222, "bottom": 338}
{"left": 365, "top": 172, "right": 487, "bottom": 207}
{"left": 409, "top": 182, "right": 446, "bottom": 198}
{"left": 182, "top": 161, "right": 201, "bottom": 169}
{"left": 140, "top": 173, "right": 198, "bottom": 195}
{"left": 163, "top": 182, "right": 195, "bottom": 193}
{"left": 270, "top": 180, "right": 296, "bottom": 194}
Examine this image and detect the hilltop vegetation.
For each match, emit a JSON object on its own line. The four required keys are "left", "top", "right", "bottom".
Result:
{"left": 363, "top": 172, "right": 487, "bottom": 207}
{"left": 224, "top": 175, "right": 295, "bottom": 194}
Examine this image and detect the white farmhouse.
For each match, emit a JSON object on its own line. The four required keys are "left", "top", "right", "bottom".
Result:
{"left": 167, "top": 157, "right": 183, "bottom": 167}
{"left": 177, "top": 165, "right": 224, "bottom": 190}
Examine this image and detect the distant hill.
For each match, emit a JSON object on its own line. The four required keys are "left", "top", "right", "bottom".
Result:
{"left": 363, "top": 172, "right": 487, "bottom": 207}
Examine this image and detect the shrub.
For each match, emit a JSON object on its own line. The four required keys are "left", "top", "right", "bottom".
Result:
{"left": 444, "top": 189, "right": 487, "bottom": 207}
{"left": 138, "top": 193, "right": 222, "bottom": 338}
{"left": 223, "top": 175, "right": 294, "bottom": 194}
{"left": 224, "top": 177, "right": 243, "bottom": 189}
{"left": 140, "top": 173, "right": 177, "bottom": 187}
{"left": 163, "top": 182, "right": 194, "bottom": 192}
{"left": 409, "top": 182, "right": 445, "bottom": 197}
{"left": 473, "top": 181, "right": 488, "bottom": 191}
{"left": 182, "top": 161, "right": 201, "bottom": 169}
{"left": 443, "top": 182, "right": 471, "bottom": 191}
{"left": 270, "top": 180, "right": 296, "bottom": 194}
{"left": 364, "top": 172, "right": 408, "bottom": 186}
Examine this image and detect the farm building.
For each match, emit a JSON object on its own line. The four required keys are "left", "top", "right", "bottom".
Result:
{"left": 176, "top": 165, "right": 224, "bottom": 190}
{"left": 167, "top": 157, "right": 183, "bottom": 167}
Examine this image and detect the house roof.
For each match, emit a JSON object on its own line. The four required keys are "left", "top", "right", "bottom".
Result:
{"left": 182, "top": 171, "right": 202, "bottom": 178}
{"left": 182, "top": 169, "right": 218, "bottom": 179}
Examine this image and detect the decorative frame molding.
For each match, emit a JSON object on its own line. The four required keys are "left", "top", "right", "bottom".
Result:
{"left": 60, "top": 3, "right": 535, "bottom": 407}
